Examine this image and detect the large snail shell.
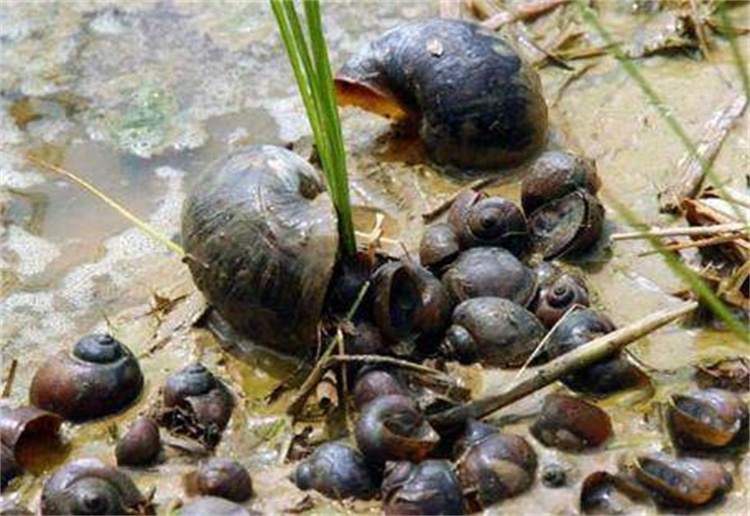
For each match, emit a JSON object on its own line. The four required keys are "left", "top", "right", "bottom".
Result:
{"left": 441, "top": 297, "right": 545, "bottom": 368}
{"left": 182, "top": 145, "right": 338, "bottom": 355}
{"left": 634, "top": 454, "right": 733, "bottom": 507}
{"left": 531, "top": 394, "right": 613, "bottom": 451}
{"left": 667, "top": 388, "right": 748, "bottom": 450}
{"left": 521, "top": 151, "right": 601, "bottom": 215}
{"left": 456, "top": 433, "right": 537, "bottom": 510}
{"left": 336, "top": 19, "right": 548, "bottom": 171}
{"left": 184, "top": 458, "right": 253, "bottom": 503}
{"left": 442, "top": 247, "right": 537, "bottom": 306}
{"left": 448, "top": 190, "right": 529, "bottom": 257}
{"left": 41, "top": 458, "right": 148, "bottom": 515}
{"left": 29, "top": 334, "right": 143, "bottom": 422}
{"left": 292, "top": 441, "right": 380, "bottom": 501}
{"left": 355, "top": 394, "right": 440, "bottom": 464}
{"left": 381, "top": 460, "right": 466, "bottom": 516}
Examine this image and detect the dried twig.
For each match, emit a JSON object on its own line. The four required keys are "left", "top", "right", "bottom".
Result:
{"left": 428, "top": 301, "right": 698, "bottom": 428}
{"left": 1, "top": 359, "right": 18, "bottom": 398}
{"left": 479, "top": 0, "right": 567, "bottom": 30}
{"left": 611, "top": 222, "right": 748, "bottom": 241}
{"left": 638, "top": 233, "right": 745, "bottom": 256}
{"left": 659, "top": 94, "right": 747, "bottom": 213}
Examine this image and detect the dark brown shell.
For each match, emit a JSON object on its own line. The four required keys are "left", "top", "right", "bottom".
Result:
{"left": 41, "top": 458, "right": 148, "bottom": 515}
{"left": 158, "top": 364, "right": 234, "bottom": 449}
{"left": 580, "top": 471, "right": 650, "bottom": 515}
{"left": 292, "top": 442, "right": 379, "bottom": 501}
{"left": 442, "top": 247, "right": 537, "bottom": 306}
{"left": 353, "top": 367, "right": 409, "bottom": 409}
{"left": 184, "top": 458, "right": 253, "bottom": 503}
{"left": 531, "top": 262, "right": 590, "bottom": 328}
{"left": 695, "top": 357, "right": 750, "bottom": 392}
{"left": 441, "top": 297, "right": 545, "bottom": 368}
{"left": 0, "top": 405, "right": 62, "bottom": 464}
{"left": 29, "top": 334, "right": 143, "bottom": 422}
{"left": 531, "top": 394, "right": 613, "bottom": 451}
{"left": 335, "top": 19, "right": 547, "bottom": 171}
{"left": 546, "top": 308, "right": 648, "bottom": 394}
{"left": 372, "top": 260, "right": 452, "bottom": 345}
{"left": 451, "top": 419, "right": 499, "bottom": 458}
{"left": 419, "top": 222, "right": 461, "bottom": 273}
{"left": 355, "top": 395, "right": 439, "bottom": 464}
{"left": 115, "top": 417, "right": 160, "bottom": 467}
{"left": 528, "top": 190, "right": 605, "bottom": 260}
{"left": 447, "top": 190, "right": 529, "bottom": 257}
{"left": 381, "top": 460, "right": 466, "bottom": 515}
{"left": 456, "top": 433, "right": 537, "bottom": 510}
{"left": 634, "top": 454, "right": 733, "bottom": 507}
{"left": 182, "top": 145, "right": 338, "bottom": 355}
{"left": 667, "top": 388, "right": 748, "bottom": 450}
{"left": 522, "top": 150, "right": 601, "bottom": 215}
{"left": 177, "top": 497, "right": 254, "bottom": 516}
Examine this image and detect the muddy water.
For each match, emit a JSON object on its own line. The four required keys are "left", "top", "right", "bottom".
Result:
{"left": 1, "top": 1, "right": 748, "bottom": 514}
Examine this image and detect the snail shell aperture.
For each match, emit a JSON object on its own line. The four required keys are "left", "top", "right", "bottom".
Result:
{"left": 292, "top": 441, "right": 379, "bottom": 501}
{"left": 667, "top": 388, "right": 748, "bottom": 450}
{"left": 336, "top": 19, "right": 548, "bottom": 171}
{"left": 40, "top": 458, "right": 149, "bottom": 515}
{"left": 182, "top": 145, "right": 338, "bottom": 355}
{"left": 29, "top": 334, "right": 143, "bottom": 422}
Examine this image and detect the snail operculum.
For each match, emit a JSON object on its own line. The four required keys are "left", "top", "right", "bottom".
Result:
{"left": 336, "top": 19, "right": 548, "bottom": 171}
{"left": 182, "top": 145, "right": 338, "bottom": 356}
{"left": 29, "top": 334, "right": 143, "bottom": 422}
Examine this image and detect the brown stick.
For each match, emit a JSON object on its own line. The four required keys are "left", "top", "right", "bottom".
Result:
{"left": 638, "top": 233, "right": 745, "bottom": 256}
{"left": 428, "top": 301, "right": 698, "bottom": 428}
{"left": 1, "top": 359, "right": 18, "bottom": 398}
{"left": 611, "top": 222, "right": 748, "bottom": 240}
{"left": 659, "top": 94, "right": 747, "bottom": 213}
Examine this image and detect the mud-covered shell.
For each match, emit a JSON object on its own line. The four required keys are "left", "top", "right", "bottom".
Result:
{"left": 381, "top": 460, "right": 466, "bottom": 516}
{"left": 182, "top": 145, "right": 338, "bottom": 355}
{"left": 355, "top": 394, "right": 440, "bottom": 464}
{"left": 419, "top": 222, "right": 461, "bottom": 273}
{"left": 441, "top": 297, "right": 545, "bottom": 368}
{"left": 448, "top": 190, "right": 529, "bottom": 257}
{"left": 184, "top": 458, "right": 253, "bottom": 503}
{"left": 634, "top": 454, "right": 733, "bottom": 507}
{"left": 40, "top": 458, "right": 148, "bottom": 515}
{"left": 292, "top": 441, "right": 379, "bottom": 500}
{"left": 667, "top": 388, "right": 748, "bottom": 450}
{"left": 528, "top": 190, "right": 605, "bottom": 260}
{"left": 442, "top": 247, "right": 537, "bottom": 306}
{"left": 456, "top": 433, "right": 537, "bottom": 509}
{"left": 336, "top": 19, "right": 548, "bottom": 171}
{"left": 29, "top": 334, "right": 143, "bottom": 422}
{"left": 546, "top": 308, "right": 647, "bottom": 394}
{"left": 521, "top": 151, "right": 601, "bottom": 215}
{"left": 531, "top": 394, "right": 613, "bottom": 451}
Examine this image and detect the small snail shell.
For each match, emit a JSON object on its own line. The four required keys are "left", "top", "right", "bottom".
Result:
{"left": 355, "top": 394, "right": 440, "bottom": 464}
{"left": 292, "top": 442, "right": 379, "bottom": 500}
{"left": 442, "top": 247, "right": 537, "bottom": 306}
{"left": 527, "top": 190, "right": 605, "bottom": 260}
{"left": 115, "top": 417, "right": 160, "bottom": 467}
{"left": 372, "top": 260, "right": 452, "bottom": 346}
{"left": 441, "top": 297, "right": 545, "bottom": 368}
{"left": 667, "top": 388, "right": 748, "bottom": 450}
{"left": 448, "top": 190, "right": 529, "bottom": 257}
{"left": 353, "top": 367, "right": 409, "bottom": 409}
{"left": 184, "top": 458, "right": 253, "bottom": 503}
{"left": 41, "top": 458, "right": 148, "bottom": 515}
{"left": 634, "top": 454, "right": 733, "bottom": 507}
{"left": 29, "top": 334, "right": 143, "bottom": 422}
{"left": 532, "top": 262, "right": 590, "bottom": 328}
{"left": 336, "top": 19, "right": 548, "bottom": 171}
{"left": 456, "top": 433, "right": 537, "bottom": 510}
{"left": 381, "top": 460, "right": 466, "bottom": 516}
{"left": 580, "top": 471, "right": 650, "bottom": 514}
{"left": 695, "top": 356, "right": 750, "bottom": 392}
{"left": 177, "top": 496, "right": 255, "bottom": 516}
{"left": 182, "top": 145, "right": 338, "bottom": 355}
{"left": 159, "top": 364, "right": 234, "bottom": 448}
{"left": 521, "top": 150, "right": 601, "bottom": 215}
{"left": 530, "top": 394, "right": 613, "bottom": 451}
{"left": 419, "top": 223, "right": 461, "bottom": 274}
